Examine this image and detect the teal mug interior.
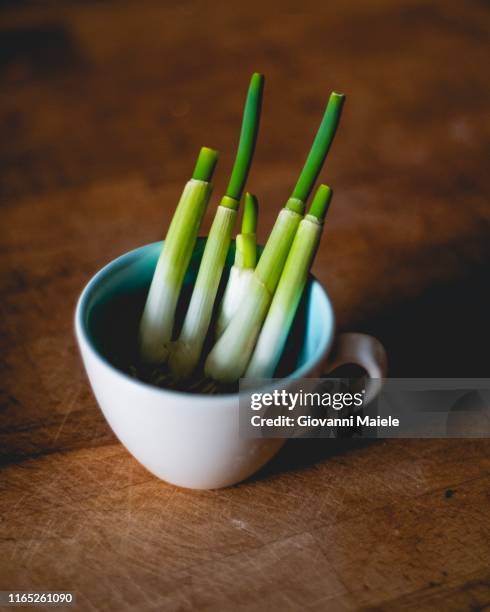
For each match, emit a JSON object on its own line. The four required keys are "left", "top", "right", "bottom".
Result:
{"left": 77, "top": 239, "right": 335, "bottom": 393}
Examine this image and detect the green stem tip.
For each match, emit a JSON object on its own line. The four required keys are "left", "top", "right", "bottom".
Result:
{"left": 292, "top": 91, "right": 345, "bottom": 203}
{"left": 225, "top": 73, "right": 265, "bottom": 201}
{"left": 241, "top": 192, "right": 258, "bottom": 234}
{"left": 285, "top": 197, "right": 305, "bottom": 215}
{"left": 192, "top": 146, "right": 219, "bottom": 182}
{"left": 308, "top": 184, "right": 332, "bottom": 222}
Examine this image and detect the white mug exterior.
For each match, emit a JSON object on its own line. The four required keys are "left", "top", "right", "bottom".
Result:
{"left": 76, "top": 315, "right": 328, "bottom": 490}
{"left": 75, "top": 243, "right": 386, "bottom": 489}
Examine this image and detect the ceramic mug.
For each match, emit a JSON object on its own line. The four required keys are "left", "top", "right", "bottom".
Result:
{"left": 75, "top": 240, "right": 387, "bottom": 489}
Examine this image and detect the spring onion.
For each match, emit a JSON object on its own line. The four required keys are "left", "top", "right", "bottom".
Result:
{"left": 138, "top": 146, "right": 218, "bottom": 364}
{"left": 203, "top": 200, "right": 302, "bottom": 383}
{"left": 169, "top": 73, "right": 264, "bottom": 380}
{"left": 246, "top": 184, "right": 332, "bottom": 379}
{"left": 215, "top": 192, "right": 258, "bottom": 338}
{"left": 205, "top": 92, "right": 345, "bottom": 383}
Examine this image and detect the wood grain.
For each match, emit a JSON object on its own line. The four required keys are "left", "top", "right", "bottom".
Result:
{"left": 1, "top": 1, "right": 489, "bottom": 610}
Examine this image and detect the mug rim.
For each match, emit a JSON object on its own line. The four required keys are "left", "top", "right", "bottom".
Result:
{"left": 75, "top": 241, "right": 336, "bottom": 403}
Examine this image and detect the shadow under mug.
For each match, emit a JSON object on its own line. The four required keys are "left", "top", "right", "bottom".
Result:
{"left": 75, "top": 240, "right": 387, "bottom": 489}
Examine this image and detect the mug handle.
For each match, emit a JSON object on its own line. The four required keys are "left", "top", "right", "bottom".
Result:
{"left": 323, "top": 333, "right": 388, "bottom": 403}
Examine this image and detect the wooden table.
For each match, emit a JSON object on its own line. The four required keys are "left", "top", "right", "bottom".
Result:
{"left": 1, "top": 1, "right": 489, "bottom": 609}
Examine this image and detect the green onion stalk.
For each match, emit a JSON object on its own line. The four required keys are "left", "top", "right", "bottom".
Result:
{"left": 215, "top": 192, "right": 258, "bottom": 339}
{"left": 246, "top": 184, "right": 332, "bottom": 379}
{"left": 169, "top": 73, "right": 265, "bottom": 380}
{"left": 138, "top": 147, "right": 218, "bottom": 364}
{"left": 205, "top": 91, "right": 345, "bottom": 384}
